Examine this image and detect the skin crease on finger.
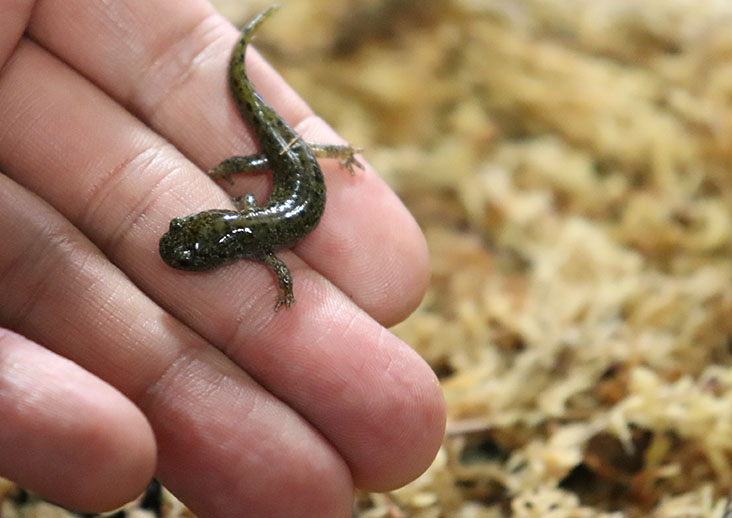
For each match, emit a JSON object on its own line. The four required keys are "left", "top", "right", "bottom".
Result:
{"left": 0, "top": 0, "right": 446, "bottom": 513}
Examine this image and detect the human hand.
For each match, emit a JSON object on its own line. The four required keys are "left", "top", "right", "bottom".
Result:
{"left": 0, "top": 1, "right": 445, "bottom": 517}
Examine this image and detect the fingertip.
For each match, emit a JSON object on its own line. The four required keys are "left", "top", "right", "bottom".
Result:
{"left": 62, "top": 393, "right": 157, "bottom": 512}
{"left": 372, "top": 217, "right": 431, "bottom": 327}
{"left": 0, "top": 330, "right": 156, "bottom": 512}
{"left": 351, "top": 345, "right": 446, "bottom": 491}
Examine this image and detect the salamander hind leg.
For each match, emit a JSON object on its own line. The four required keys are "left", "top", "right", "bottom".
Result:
{"left": 262, "top": 253, "right": 295, "bottom": 311}
{"left": 308, "top": 143, "right": 365, "bottom": 176}
{"left": 232, "top": 193, "right": 258, "bottom": 210}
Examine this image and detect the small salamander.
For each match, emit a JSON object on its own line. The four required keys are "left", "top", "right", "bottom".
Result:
{"left": 159, "top": 5, "right": 362, "bottom": 310}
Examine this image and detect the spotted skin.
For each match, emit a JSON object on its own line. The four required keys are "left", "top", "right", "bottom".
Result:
{"left": 159, "top": 5, "right": 362, "bottom": 310}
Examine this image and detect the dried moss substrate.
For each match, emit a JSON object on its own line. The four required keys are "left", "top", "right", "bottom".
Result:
{"left": 4, "top": 0, "right": 732, "bottom": 517}
{"left": 256, "top": 1, "right": 732, "bottom": 516}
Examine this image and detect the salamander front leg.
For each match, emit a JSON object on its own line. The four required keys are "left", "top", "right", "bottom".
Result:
{"left": 208, "top": 154, "right": 270, "bottom": 184}
{"left": 262, "top": 253, "right": 295, "bottom": 311}
{"left": 209, "top": 144, "right": 364, "bottom": 181}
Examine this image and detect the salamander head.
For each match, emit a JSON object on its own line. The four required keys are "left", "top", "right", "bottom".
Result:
{"left": 159, "top": 212, "right": 232, "bottom": 271}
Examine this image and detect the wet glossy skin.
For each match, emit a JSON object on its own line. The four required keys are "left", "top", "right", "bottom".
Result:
{"left": 159, "top": 5, "right": 362, "bottom": 310}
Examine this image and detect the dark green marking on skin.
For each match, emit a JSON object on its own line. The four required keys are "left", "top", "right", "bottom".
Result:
{"left": 159, "top": 4, "right": 363, "bottom": 311}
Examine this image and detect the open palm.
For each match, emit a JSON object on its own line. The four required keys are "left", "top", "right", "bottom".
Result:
{"left": 0, "top": 1, "right": 445, "bottom": 517}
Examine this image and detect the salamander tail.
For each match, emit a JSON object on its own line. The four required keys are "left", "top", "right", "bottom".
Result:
{"left": 241, "top": 4, "right": 282, "bottom": 45}
{"left": 228, "top": 4, "right": 282, "bottom": 109}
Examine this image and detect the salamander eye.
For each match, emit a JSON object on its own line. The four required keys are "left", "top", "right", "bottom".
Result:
{"left": 170, "top": 217, "right": 186, "bottom": 231}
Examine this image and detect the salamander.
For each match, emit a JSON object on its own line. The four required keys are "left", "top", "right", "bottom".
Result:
{"left": 159, "top": 5, "right": 362, "bottom": 310}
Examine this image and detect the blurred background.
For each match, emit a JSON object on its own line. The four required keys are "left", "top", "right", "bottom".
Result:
{"left": 4, "top": 0, "right": 732, "bottom": 517}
